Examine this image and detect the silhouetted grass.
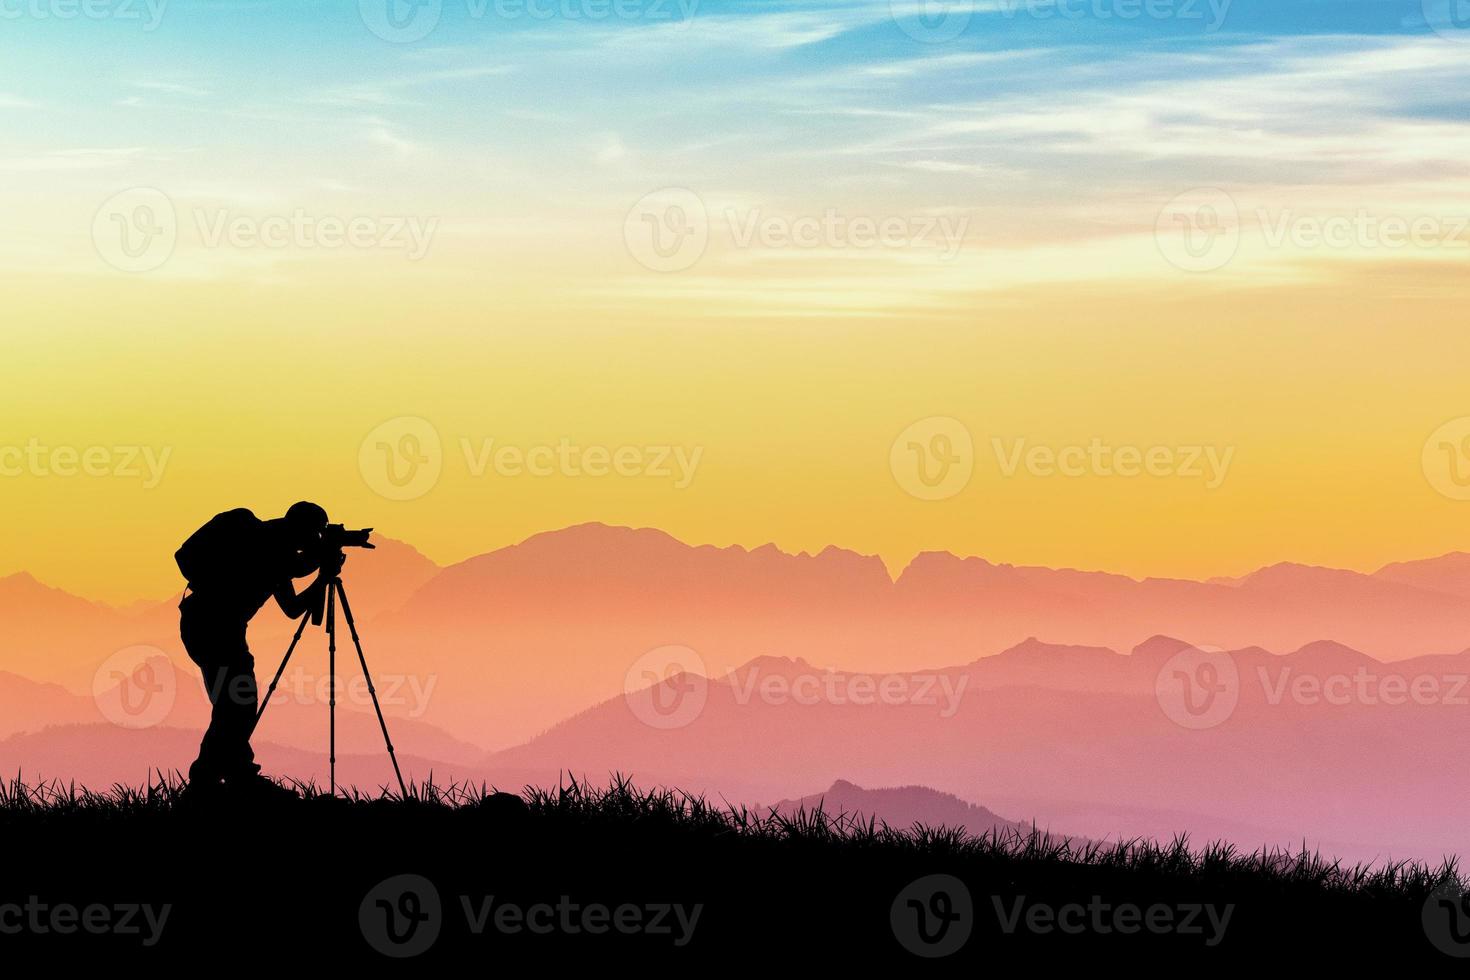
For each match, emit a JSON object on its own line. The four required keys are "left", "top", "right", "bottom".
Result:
{"left": 2, "top": 772, "right": 1453, "bottom": 899}
{"left": 0, "top": 772, "right": 1458, "bottom": 965}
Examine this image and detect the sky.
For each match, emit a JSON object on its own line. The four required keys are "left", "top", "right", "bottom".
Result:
{"left": 2, "top": 0, "right": 1470, "bottom": 602}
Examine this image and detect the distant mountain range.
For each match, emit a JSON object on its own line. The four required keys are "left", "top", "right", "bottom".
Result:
{"left": 5, "top": 522, "right": 1470, "bottom": 750}
{"left": 481, "top": 633, "right": 1470, "bottom": 863}
{"left": 769, "top": 779, "right": 1031, "bottom": 838}
{"left": 4, "top": 522, "right": 1470, "bottom": 863}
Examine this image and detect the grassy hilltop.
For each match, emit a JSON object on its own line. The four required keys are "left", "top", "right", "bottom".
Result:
{"left": 0, "top": 775, "right": 1461, "bottom": 966}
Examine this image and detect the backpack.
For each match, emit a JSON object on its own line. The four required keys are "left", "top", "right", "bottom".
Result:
{"left": 175, "top": 508, "right": 263, "bottom": 588}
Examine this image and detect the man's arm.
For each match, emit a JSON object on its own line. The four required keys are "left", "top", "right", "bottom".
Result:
{"left": 273, "top": 576, "right": 326, "bottom": 620}
{"left": 287, "top": 551, "right": 320, "bottom": 579}
{"left": 272, "top": 551, "right": 345, "bottom": 619}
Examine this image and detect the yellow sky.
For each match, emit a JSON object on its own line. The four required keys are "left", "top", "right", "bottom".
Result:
{"left": 6, "top": 22, "right": 1470, "bottom": 603}
{"left": 3, "top": 250, "right": 1468, "bottom": 605}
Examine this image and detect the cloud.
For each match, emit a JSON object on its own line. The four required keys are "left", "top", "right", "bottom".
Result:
{"left": 0, "top": 147, "right": 156, "bottom": 173}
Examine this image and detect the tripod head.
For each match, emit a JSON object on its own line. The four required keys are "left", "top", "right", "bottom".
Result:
{"left": 304, "top": 525, "right": 372, "bottom": 625}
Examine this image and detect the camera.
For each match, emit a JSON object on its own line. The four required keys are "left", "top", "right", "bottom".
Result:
{"left": 322, "top": 523, "right": 375, "bottom": 553}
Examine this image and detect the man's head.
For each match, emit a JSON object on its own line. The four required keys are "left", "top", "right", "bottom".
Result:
{"left": 284, "top": 501, "right": 329, "bottom": 550}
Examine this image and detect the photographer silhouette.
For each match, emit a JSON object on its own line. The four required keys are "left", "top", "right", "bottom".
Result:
{"left": 175, "top": 501, "right": 343, "bottom": 796}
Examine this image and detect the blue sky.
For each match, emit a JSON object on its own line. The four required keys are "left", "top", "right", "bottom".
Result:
{"left": 1, "top": 0, "right": 1467, "bottom": 299}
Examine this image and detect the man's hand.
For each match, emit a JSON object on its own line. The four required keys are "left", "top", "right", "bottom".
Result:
{"left": 320, "top": 550, "right": 346, "bottom": 581}
{"left": 303, "top": 575, "right": 329, "bottom": 625}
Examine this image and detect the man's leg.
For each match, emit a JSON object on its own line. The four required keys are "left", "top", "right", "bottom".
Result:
{"left": 186, "top": 622, "right": 258, "bottom": 785}
{"left": 216, "top": 652, "right": 260, "bottom": 781}
{"left": 190, "top": 659, "right": 231, "bottom": 786}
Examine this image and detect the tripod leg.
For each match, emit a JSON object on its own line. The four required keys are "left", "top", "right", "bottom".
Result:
{"left": 333, "top": 580, "right": 409, "bottom": 797}
{"left": 251, "top": 612, "right": 311, "bottom": 736}
{"left": 327, "top": 581, "right": 336, "bottom": 797}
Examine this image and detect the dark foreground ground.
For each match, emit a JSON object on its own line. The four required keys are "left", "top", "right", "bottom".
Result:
{"left": 1, "top": 775, "right": 1464, "bottom": 966}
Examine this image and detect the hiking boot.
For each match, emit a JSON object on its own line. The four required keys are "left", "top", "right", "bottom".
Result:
{"left": 180, "top": 776, "right": 227, "bottom": 806}
{"left": 225, "top": 771, "right": 300, "bottom": 802}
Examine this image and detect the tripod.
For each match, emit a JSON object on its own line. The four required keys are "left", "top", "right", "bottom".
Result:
{"left": 252, "top": 576, "right": 408, "bottom": 797}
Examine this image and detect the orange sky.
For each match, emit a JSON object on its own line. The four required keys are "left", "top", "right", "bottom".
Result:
{"left": 4, "top": 16, "right": 1470, "bottom": 603}
{"left": 3, "top": 258, "right": 1469, "bottom": 605}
